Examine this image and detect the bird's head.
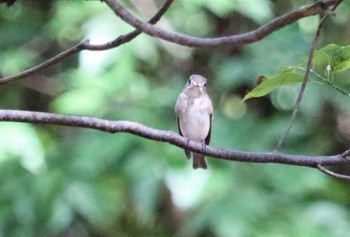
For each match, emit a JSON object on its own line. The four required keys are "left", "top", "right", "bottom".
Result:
{"left": 184, "top": 74, "right": 208, "bottom": 97}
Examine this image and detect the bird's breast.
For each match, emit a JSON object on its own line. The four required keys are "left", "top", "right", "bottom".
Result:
{"left": 179, "top": 97, "right": 211, "bottom": 141}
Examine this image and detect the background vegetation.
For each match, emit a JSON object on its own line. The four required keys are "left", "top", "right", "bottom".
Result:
{"left": 1, "top": 0, "right": 350, "bottom": 236}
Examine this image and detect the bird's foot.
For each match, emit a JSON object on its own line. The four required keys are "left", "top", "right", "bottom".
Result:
{"left": 200, "top": 140, "right": 206, "bottom": 153}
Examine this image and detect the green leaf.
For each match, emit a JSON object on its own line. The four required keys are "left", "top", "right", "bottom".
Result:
{"left": 313, "top": 44, "right": 350, "bottom": 73}
{"left": 243, "top": 68, "right": 304, "bottom": 101}
{"left": 333, "top": 46, "right": 350, "bottom": 72}
{"left": 313, "top": 50, "right": 330, "bottom": 69}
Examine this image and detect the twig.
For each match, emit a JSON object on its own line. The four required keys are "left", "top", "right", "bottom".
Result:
{"left": 84, "top": 0, "right": 174, "bottom": 50}
{"left": 0, "top": 0, "right": 175, "bottom": 86}
{"left": 1, "top": 109, "right": 350, "bottom": 169}
{"left": 103, "top": 0, "right": 342, "bottom": 47}
{"left": 298, "top": 66, "right": 350, "bottom": 97}
{"left": 317, "top": 164, "right": 350, "bottom": 181}
{"left": 0, "top": 0, "right": 341, "bottom": 85}
{"left": 0, "top": 40, "right": 87, "bottom": 86}
{"left": 341, "top": 148, "right": 350, "bottom": 158}
{"left": 275, "top": 20, "right": 325, "bottom": 151}
{"left": 275, "top": 1, "right": 343, "bottom": 151}
{"left": 324, "top": 80, "right": 350, "bottom": 96}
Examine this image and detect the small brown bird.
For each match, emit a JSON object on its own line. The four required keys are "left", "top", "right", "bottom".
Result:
{"left": 175, "top": 74, "right": 213, "bottom": 169}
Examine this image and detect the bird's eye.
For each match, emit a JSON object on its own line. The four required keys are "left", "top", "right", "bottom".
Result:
{"left": 188, "top": 79, "right": 192, "bottom": 84}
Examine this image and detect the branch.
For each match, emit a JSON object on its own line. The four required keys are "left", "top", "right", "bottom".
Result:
{"left": 0, "top": 41, "right": 86, "bottom": 86}
{"left": 1, "top": 109, "right": 350, "bottom": 169}
{"left": 0, "top": 0, "right": 175, "bottom": 86}
{"left": 275, "top": 1, "right": 342, "bottom": 151}
{"left": 103, "top": 0, "right": 342, "bottom": 47}
{"left": 0, "top": 0, "right": 340, "bottom": 85}
{"left": 317, "top": 164, "right": 350, "bottom": 181}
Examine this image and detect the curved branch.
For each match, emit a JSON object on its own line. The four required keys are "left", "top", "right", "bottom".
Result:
{"left": 0, "top": 109, "right": 350, "bottom": 169}
{"left": 0, "top": 0, "right": 175, "bottom": 86}
{"left": 83, "top": 0, "right": 174, "bottom": 51}
{"left": 103, "top": 0, "right": 342, "bottom": 47}
{"left": 0, "top": 0, "right": 341, "bottom": 85}
{"left": 317, "top": 164, "right": 350, "bottom": 181}
{"left": 0, "top": 40, "right": 87, "bottom": 86}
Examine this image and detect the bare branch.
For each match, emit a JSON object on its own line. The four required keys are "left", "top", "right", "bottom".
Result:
{"left": 0, "top": 0, "right": 341, "bottom": 85}
{"left": 0, "top": 0, "right": 175, "bottom": 86}
{"left": 0, "top": 40, "right": 87, "bottom": 86}
{"left": 341, "top": 149, "right": 350, "bottom": 157}
{"left": 275, "top": 18, "right": 325, "bottom": 151}
{"left": 275, "top": 1, "right": 343, "bottom": 151}
{"left": 0, "top": 0, "right": 348, "bottom": 178}
{"left": 317, "top": 164, "right": 350, "bottom": 181}
{"left": 83, "top": 0, "right": 174, "bottom": 51}
{"left": 103, "top": 0, "right": 342, "bottom": 48}
{"left": 1, "top": 109, "right": 350, "bottom": 169}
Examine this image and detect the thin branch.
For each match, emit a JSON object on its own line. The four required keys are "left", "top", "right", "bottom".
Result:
{"left": 341, "top": 148, "right": 350, "bottom": 157}
{"left": 0, "top": 40, "right": 87, "bottom": 86}
{"left": 297, "top": 66, "right": 350, "bottom": 97}
{"left": 0, "top": 109, "right": 350, "bottom": 169}
{"left": 83, "top": 0, "right": 174, "bottom": 50}
{"left": 103, "top": 0, "right": 341, "bottom": 47}
{"left": 275, "top": 1, "right": 343, "bottom": 151}
{"left": 275, "top": 19, "right": 325, "bottom": 151}
{"left": 317, "top": 164, "right": 350, "bottom": 181}
{"left": 323, "top": 79, "right": 350, "bottom": 96}
{"left": 0, "top": 0, "right": 175, "bottom": 86}
{"left": 0, "top": 0, "right": 341, "bottom": 85}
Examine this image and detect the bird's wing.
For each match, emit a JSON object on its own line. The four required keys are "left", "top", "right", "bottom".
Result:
{"left": 205, "top": 114, "right": 212, "bottom": 145}
{"left": 177, "top": 116, "right": 191, "bottom": 159}
{"left": 176, "top": 116, "right": 183, "bottom": 136}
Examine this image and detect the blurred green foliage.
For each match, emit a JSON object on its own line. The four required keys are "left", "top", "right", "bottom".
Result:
{"left": 1, "top": 0, "right": 350, "bottom": 236}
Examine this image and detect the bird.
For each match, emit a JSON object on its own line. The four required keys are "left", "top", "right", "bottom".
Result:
{"left": 175, "top": 74, "right": 213, "bottom": 169}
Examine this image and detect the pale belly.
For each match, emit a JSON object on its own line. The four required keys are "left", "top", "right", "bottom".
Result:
{"left": 179, "top": 108, "right": 210, "bottom": 142}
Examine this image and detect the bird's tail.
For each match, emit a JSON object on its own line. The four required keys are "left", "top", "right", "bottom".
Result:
{"left": 192, "top": 153, "right": 207, "bottom": 169}
{"left": 185, "top": 150, "right": 191, "bottom": 159}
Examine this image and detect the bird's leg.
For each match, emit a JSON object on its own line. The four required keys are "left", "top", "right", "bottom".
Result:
{"left": 185, "top": 137, "right": 191, "bottom": 150}
{"left": 185, "top": 138, "right": 191, "bottom": 159}
{"left": 200, "top": 139, "right": 206, "bottom": 153}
